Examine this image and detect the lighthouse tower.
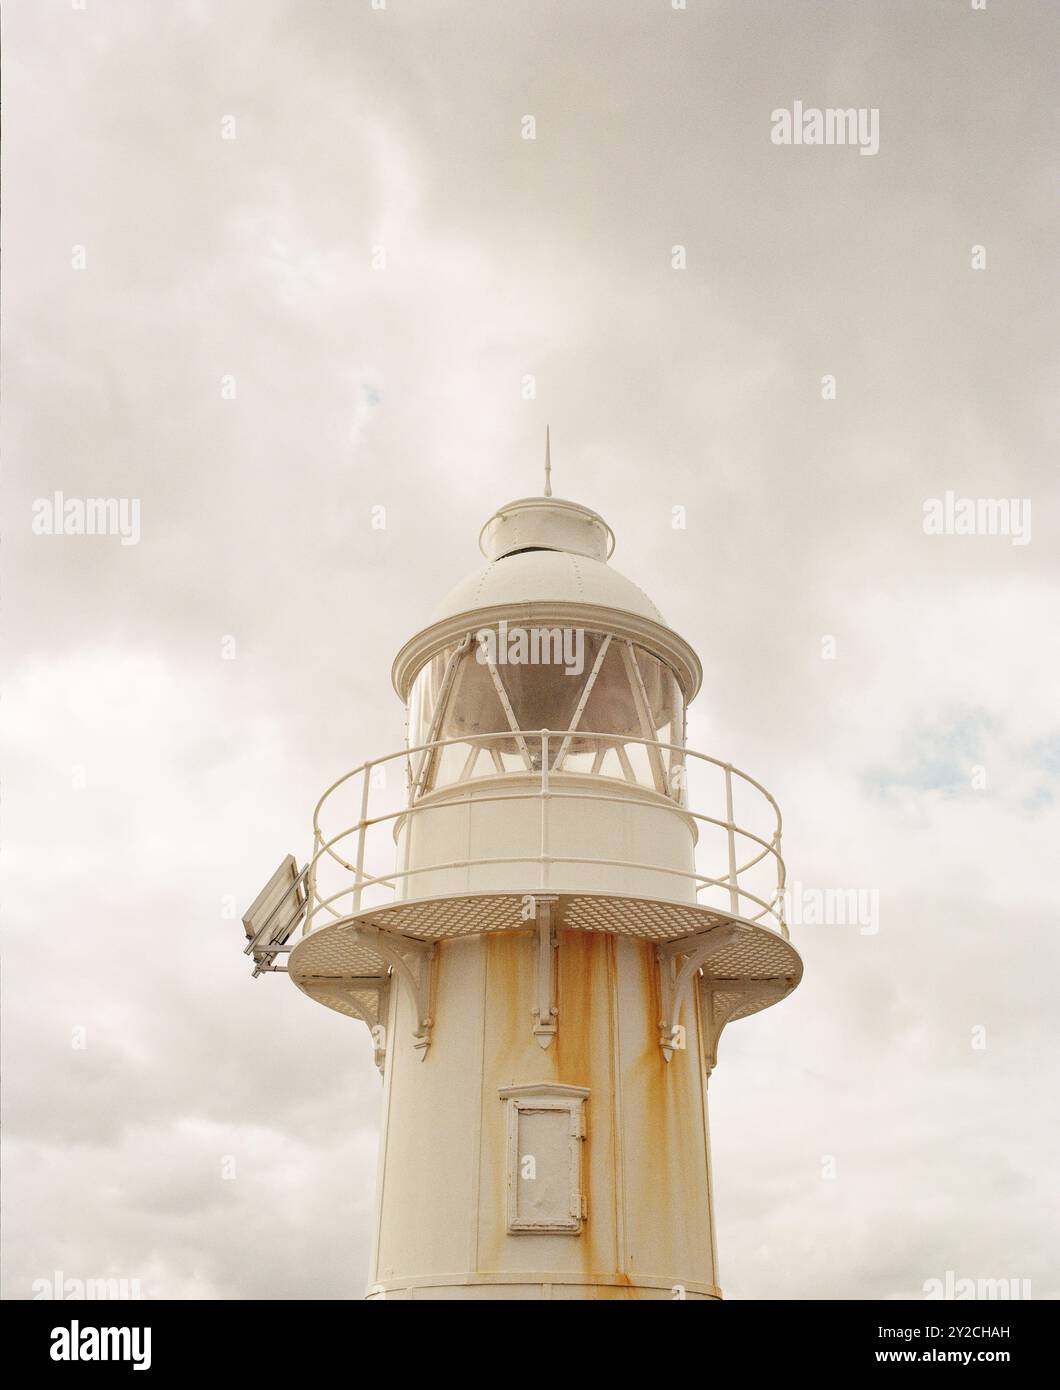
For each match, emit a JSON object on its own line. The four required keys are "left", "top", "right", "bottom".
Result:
{"left": 241, "top": 462, "right": 802, "bottom": 1301}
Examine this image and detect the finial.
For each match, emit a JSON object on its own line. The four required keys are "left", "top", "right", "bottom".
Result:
{"left": 543, "top": 425, "right": 552, "bottom": 497}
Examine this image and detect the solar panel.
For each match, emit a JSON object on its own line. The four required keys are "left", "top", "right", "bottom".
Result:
{"left": 242, "top": 854, "right": 306, "bottom": 957}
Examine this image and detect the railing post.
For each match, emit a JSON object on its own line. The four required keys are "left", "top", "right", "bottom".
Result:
{"left": 724, "top": 764, "right": 739, "bottom": 916}
{"left": 775, "top": 828, "right": 786, "bottom": 935}
{"left": 540, "top": 730, "right": 549, "bottom": 890}
{"left": 354, "top": 762, "right": 372, "bottom": 914}
{"left": 304, "top": 832, "right": 321, "bottom": 936}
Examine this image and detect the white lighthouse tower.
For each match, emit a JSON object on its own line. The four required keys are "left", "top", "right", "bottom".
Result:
{"left": 242, "top": 457, "right": 802, "bottom": 1300}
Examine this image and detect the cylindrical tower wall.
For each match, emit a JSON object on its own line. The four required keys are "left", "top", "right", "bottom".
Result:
{"left": 368, "top": 927, "right": 721, "bottom": 1300}
{"left": 394, "top": 777, "right": 699, "bottom": 903}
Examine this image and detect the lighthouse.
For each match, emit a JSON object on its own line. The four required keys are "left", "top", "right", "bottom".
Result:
{"left": 241, "top": 459, "right": 802, "bottom": 1300}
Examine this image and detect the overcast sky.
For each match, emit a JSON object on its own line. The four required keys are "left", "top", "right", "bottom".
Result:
{"left": 2, "top": 0, "right": 1057, "bottom": 1300}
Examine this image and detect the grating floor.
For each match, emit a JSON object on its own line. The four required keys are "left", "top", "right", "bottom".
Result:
{"left": 289, "top": 889, "right": 802, "bottom": 1013}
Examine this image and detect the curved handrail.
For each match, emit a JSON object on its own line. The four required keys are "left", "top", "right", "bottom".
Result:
{"left": 300, "top": 729, "right": 788, "bottom": 939}
{"left": 311, "top": 729, "right": 782, "bottom": 831}
{"left": 312, "top": 785, "right": 780, "bottom": 880}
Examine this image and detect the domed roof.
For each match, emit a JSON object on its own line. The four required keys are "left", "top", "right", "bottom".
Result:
{"left": 392, "top": 494, "right": 702, "bottom": 702}
{"left": 431, "top": 548, "right": 666, "bottom": 626}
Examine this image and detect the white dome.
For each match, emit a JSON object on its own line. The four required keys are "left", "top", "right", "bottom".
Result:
{"left": 431, "top": 548, "right": 667, "bottom": 626}
{"left": 392, "top": 494, "right": 702, "bottom": 702}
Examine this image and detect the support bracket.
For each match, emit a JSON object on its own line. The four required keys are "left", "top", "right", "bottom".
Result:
{"left": 358, "top": 927, "right": 435, "bottom": 1056}
{"left": 300, "top": 971, "right": 391, "bottom": 1074}
{"left": 656, "top": 925, "right": 743, "bottom": 1062}
{"left": 697, "top": 973, "right": 793, "bottom": 1079}
{"left": 526, "top": 895, "right": 560, "bottom": 1049}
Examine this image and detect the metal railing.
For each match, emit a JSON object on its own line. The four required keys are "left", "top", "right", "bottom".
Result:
{"left": 294, "top": 730, "right": 788, "bottom": 940}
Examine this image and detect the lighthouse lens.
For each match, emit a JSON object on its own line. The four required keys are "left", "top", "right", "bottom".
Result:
{"left": 407, "top": 631, "right": 685, "bottom": 798}
{"left": 500, "top": 632, "right": 607, "bottom": 738}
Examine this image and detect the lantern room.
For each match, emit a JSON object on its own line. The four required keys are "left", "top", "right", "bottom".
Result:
{"left": 394, "top": 495, "right": 701, "bottom": 803}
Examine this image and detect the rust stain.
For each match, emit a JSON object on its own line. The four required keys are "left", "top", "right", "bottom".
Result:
{"left": 628, "top": 938, "right": 679, "bottom": 1279}
{"left": 478, "top": 927, "right": 703, "bottom": 1293}
{"left": 554, "top": 929, "right": 593, "bottom": 1084}
{"left": 479, "top": 927, "right": 548, "bottom": 1275}
{"left": 555, "top": 929, "right": 607, "bottom": 1279}
{"left": 485, "top": 929, "right": 529, "bottom": 1073}
{"left": 629, "top": 938, "right": 712, "bottom": 1282}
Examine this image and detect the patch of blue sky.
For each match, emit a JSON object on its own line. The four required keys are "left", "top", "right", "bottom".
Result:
{"left": 1026, "top": 735, "right": 1060, "bottom": 777}
{"left": 862, "top": 708, "right": 998, "bottom": 797}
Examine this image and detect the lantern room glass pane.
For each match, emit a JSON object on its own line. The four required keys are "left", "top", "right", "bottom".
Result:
{"left": 494, "top": 630, "right": 604, "bottom": 737}
{"left": 407, "top": 644, "right": 457, "bottom": 750}
{"left": 439, "top": 654, "right": 509, "bottom": 742}
{"left": 406, "top": 629, "right": 686, "bottom": 800}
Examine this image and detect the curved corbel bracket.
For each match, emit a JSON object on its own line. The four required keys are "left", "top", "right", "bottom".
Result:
{"left": 298, "top": 973, "right": 391, "bottom": 1075}
{"left": 358, "top": 927, "right": 435, "bottom": 1056}
{"left": 656, "top": 926, "right": 743, "bottom": 1062}
{"left": 697, "top": 974, "right": 791, "bottom": 1079}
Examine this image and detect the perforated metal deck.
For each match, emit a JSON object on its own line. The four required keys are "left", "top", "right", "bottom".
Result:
{"left": 288, "top": 888, "right": 802, "bottom": 1028}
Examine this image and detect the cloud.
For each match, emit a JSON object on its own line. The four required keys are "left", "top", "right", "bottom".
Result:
{"left": 2, "top": 0, "right": 1057, "bottom": 1299}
